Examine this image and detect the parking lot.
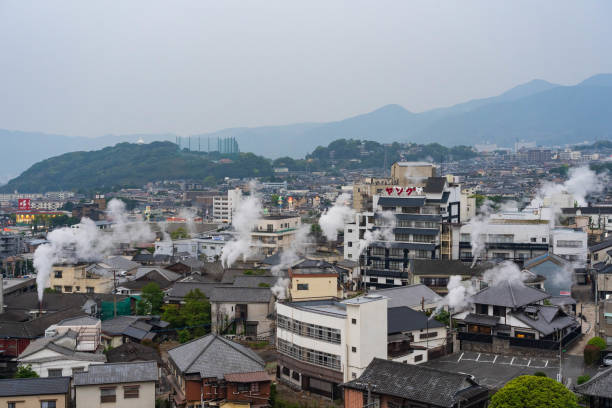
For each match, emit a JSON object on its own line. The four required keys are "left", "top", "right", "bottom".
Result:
{"left": 424, "top": 351, "right": 603, "bottom": 390}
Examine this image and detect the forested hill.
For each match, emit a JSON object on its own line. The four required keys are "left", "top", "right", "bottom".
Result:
{"left": 0, "top": 142, "right": 273, "bottom": 193}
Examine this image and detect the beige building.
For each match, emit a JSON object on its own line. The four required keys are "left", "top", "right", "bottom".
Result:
{"left": 0, "top": 377, "right": 71, "bottom": 408}
{"left": 352, "top": 177, "right": 393, "bottom": 212}
{"left": 210, "top": 287, "right": 276, "bottom": 337}
{"left": 391, "top": 162, "right": 436, "bottom": 185}
{"left": 49, "top": 263, "right": 113, "bottom": 294}
{"left": 289, "top": 268, "right": 340, "bottom": 300}
{"left": 251, "top": 215, "right": 301, "bottom": 256}
{"left": 74, "top": 361, "right": 158, "bottom": 408}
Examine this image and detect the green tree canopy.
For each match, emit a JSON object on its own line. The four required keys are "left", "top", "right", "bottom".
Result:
{"left": 489, "top": 375, "right": 578, "bottom": 408}
{"left": 161, "top": 288, "right": 211, "bottom": 340}
{"left": 137, "top": 282, "right": 165, "bottom": 315}
{"left": 587, "top": 336, "right": 606, "bottom": 350}
{"left": 14, "top": 365, "right": 39, "bottom": 378}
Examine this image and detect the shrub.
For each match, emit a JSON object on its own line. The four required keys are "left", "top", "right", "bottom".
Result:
{"left": 577, "top": 375, "right": 591, "bottom": 385}
{"left": 584, "top": 344, "right": 601, "bottom": 366}
{"left": 489, "top": 375, "right": 578, "bottom": 408}
{"left": 587, "top": 336, "right": 607, "bottom": 350}
{"left": 533, "top": 371, "right": 547, "bottom": 377}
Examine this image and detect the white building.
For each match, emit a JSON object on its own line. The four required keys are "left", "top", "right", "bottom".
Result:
{"left": 154, "top": 233, "right": 233, "bottom": 262}
{"left": 251, "top": 214, "right": 302, "bottom": 257}
{"left": 213, "top": 188, "right": 242, "bottom": 223}
{"left": 276, "top": 294, "right": 388, "bottom": 397}
{"left": 551, "top": 228, "right": 588, "bottom": 263}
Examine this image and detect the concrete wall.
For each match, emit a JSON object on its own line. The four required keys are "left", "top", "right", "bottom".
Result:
{"left": 75, "top": 381, "right": 156, "bottom": 408}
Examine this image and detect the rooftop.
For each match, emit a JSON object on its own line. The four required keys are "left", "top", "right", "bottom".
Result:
{"left": 73, "top": 361, "right": 158, "bottom": 386}
{"left": 0, "top": 377, "right": 71, "bottom": 397}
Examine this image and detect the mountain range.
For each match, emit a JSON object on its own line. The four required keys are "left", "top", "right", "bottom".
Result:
{"left": 1, "top": 73, "right": 611, "bottom": 183}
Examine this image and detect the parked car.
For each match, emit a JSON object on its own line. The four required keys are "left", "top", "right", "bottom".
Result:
{"left": 603, "top": 353, "right": 612, "bottom": 367}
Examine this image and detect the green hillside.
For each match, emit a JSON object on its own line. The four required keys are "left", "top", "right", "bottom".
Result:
{"left": 0, "top": 142, "right": 272, "bottom": 193}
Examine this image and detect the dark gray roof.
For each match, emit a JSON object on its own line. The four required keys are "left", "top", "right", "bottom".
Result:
{"left": 589, "top": 238, "right": 612, "bottom": 252}
{"left": 209, "top": 287, "right": 273, "bottom": 303}
{"left": 387, "top": 307, "right": 445, "bottom": 334}
{"left": 231, "top": 275, "right": 280, "bottom": 288}
{"left": 463, "top": 313, "right": 500, "bottom": 327}
{"left": 165, "top": 282, "right": 230, "bottom": 299}
{"left": 103, "top": 256, "right": 140, "bottom": 270}
{"left": 73, "top": 361, "right": 158, "bottom": 386}
{"left": 371, "top": 284, "right": 441, "bottom": 309}
{"left": 424, "top": 177, "right": 447, "bottom": 194}
{"left": 168, "top": 334, "right": 264, "bottom": 379}
{"left": 106, "top": 342, "right": 162, "bottom": 364}
{"left": 513, "top": 305, "right": 577, "bottom": 336}
{"left": 101, "top": 316, "right": 155, "bottom": 340}
{"left": 471, "top": 280, "right": 549, "bottom": 308}
{"left": 383, "top": 213, "right": 442, "bottom": 222}
{"left": 575, "top": 366, "right": 612, "bottom": 398}
{"left": 378, "top": 197, "right": 426, "bottom": 207}
{"left": 391, "top": 227, "right": 439, "bottom": 236}
{"left": 411, "top": 260, "right": 485, "bottom": 276}
{"left": 343, "top": 358, "right": 486, "bottom": 408}
{"left": 0, "top": 377, "right": 71, "bottom": 397}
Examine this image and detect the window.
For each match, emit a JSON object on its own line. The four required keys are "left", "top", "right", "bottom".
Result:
{"left": 237, "top": 383, "right": 250, "bottom": 392}
{"left": 414, "top": 355, "right": 423, "bottom": 362}
{"left": 386, "top": 279, "right": 394, "bottom": 285}
{"left": 493, "top": 306, "right": 505, "bottom": 317}
{"left": 351, "top": 318, "right": 357, "bottom": 325}
{"left": 530, "top": 237, "right": 537, "bottom": 243}
{"left": 348, "top": 241, "right": 352, "bottom": 247}
{"left": 296, "top": 283, "right": 309, "bottom": 290}
{"left": 63, "top": 286, "right": 72, "bottom": 293}
{"left": 369, "top": 277, "right": 378, "bottom": 283}
{"left": 72, "top": 367, "right": 85, "bottom": 375}
{"left": 123, "top": 385, "right": 140, "bottom": 399}
{"left": 556, "top": 240, "right": 582, "bottom": 248}
{"left": 75, "top": 286, "right": 80, "bottom": 292}
{"left": 542, "top": 237, "right": 547, "bottom": 243}
{"left": 475, "top": 303, "right": 488, "bottom": 315}
{"left": 53, "top": 286, "right": 62, "bottom": 292}
{"left": 100, "top": 387, "right": 116, "bottom": 403}
{"left": 86, "top": 287, "right": 94, "bottom": 293}
{"left": 250, "top": 382, "right": 260, "bottom": 393}
{"left": 419, "top": 332, "right": 437, "bottom": 339}
{"left": 352, "top": 372, "right": 357, "bottom": 379}
{"left": 282, "top": 367, "right": 290, "bottom": 376}
{"left": 47, "top": 368, "right": 62, "bottom": 377}
{"left": 8, "top": 403, "right": 17, "bottom": 408}
{"left": 40, "top": 402, "right": 56, "bottom": 408}
{"left": 54, "top": 270, "right": 62, "bottom": 278}
{"left": 351, "top": 346, "right": 357, "bottom": 353}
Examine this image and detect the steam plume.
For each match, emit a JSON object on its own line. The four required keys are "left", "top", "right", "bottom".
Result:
{"left": 34, "top": 199, "right": 154, "bottom": 301}
{"left": 319, "top": 193, "right": 354, "bottom": 241}
{"left": 467, "top": 201, "right": 493, "bottom": 267}
{"left": 358, "top": 211, "right": 395, "bottom": 255}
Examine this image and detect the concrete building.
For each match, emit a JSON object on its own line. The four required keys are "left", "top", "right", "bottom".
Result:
{"left": 276, "top": 294, "right": 388, "bottom": 397}
{"left": 597, "top": 299, "right": 612, "bottom": 346}
{"left": 0, "top": 231, "right": 23, "bottom": 260}
{"left": 213, "top": 188, "right": 242, "bottom": 224}
{"left": 251, "top": 214, "right": 301, "bottom": 257}
{"left": 289, "top": 259, "right": 341, "bottom": 301}
{"left": 48, "top": 264, "right": 113, "bottom": 294}
{"left": 551, "top": 228, "right": 588, "bottom": 263}
{"left": 74, "top": 361, "right": 157, "bottom": 408}
{"left": 210, "top": 287, "right": 276, "bottom": 338}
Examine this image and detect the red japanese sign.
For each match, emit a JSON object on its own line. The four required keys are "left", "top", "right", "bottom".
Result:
{"left": 383, "top": 186, "right": 424, "bottom": 196}
{"left": 18, "top": 199, "right": 31, "bottom": 211}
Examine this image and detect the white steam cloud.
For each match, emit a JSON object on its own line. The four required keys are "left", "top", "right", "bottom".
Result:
{"left": 178, "top": 207, "right": 198, "bottom": 236}
{"left": 530, "top": 166, "right": 606, "bottom": 209}
{"left": 220, "top": 185, "right": 263, "bottom": 268}
{"left": 319, "top": 193, "right": 355, "bottom": 241}
{"left": 34, "top": 199, "right": 154, "bottom": 301}
{"left": 467, "top": 201, "right": 493, "bottom": 267}
{"left": 270, "top": 224, "right": 312, "bottom": 300}
{"left": 358, "top": 211, "right": 396, "bottom": 255}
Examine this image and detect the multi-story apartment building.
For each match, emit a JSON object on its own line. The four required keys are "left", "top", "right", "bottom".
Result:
{"left": 48, "top": 263, "right": 113, "bottom": 294}
{"left": 276, "top": 294, "right": 388, "bottom": 398}
{"left": 0, "top": 232, "right": 23, "bottom": 260}
{"left": 212, "top": 188, "right": 242, "bottom": 223}
{"left": 251, "top": 214, "right": 301, "bottom": 257}
{"left": 345, "top": 172, "right": 461, "bottom": 289}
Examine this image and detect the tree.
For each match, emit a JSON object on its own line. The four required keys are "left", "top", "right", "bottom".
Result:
{"left": 587, "top": 336, "right": 606, "bottom": 350}
{"left": 489, "top": 375, "right": 578, "bottom": 408}
{"left": 161, "top": 289, "right": 211, "bottom": 339}
{"left": 178, "top": 329, "right": 191, "bottom": 343}
{"left": 139, "top": 282, "right": 164, "bottom": 314}
{"left": 170, "top": 227, "right": 189, "bottom": 240}
{"left": 14, "top": 365, "right": 39, "bottom": 378}
{"left": 577, "top": 375, "right": 590, "bottom": 385}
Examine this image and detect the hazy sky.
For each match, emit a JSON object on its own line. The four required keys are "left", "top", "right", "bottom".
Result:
{"left": 1, "top": 0, "right": 611, "bottom": 137}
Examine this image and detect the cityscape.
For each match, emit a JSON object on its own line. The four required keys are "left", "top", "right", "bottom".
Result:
{"left": 1, "top": 2, "right": 612, "bottom": 408}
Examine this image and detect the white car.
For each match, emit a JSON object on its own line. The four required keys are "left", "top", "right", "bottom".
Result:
{"left": 604, "top": 354, "right": 612, "bottom": 367}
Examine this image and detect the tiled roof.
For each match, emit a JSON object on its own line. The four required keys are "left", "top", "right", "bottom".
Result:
{"left": 470, "top": 280, "right": 549, "bottom": 308}
{"left": 575, "top": 366, "right": 612, "bottom": 399}
{"left": 0, "top": 377, "right": 71, "bottom": 397}
{"left": 342, "top": 358, "right": 486, "bottom": 408}
{"left": 209, "top": 287, "right": 273, "bottom": 303}
{"left": 224, "top": 371, "right": 270, "bottom": 383}
{"left": 73, "top": 361, "right": 158, "bottom": 386}
{"left": 168, "top": 334, "right": 264, "bottom": 379}
{"left": 377, "top": 197, "right": 426, "bottom": 207}
{"left": 372, "top": 284, "right": 441, "bottom": 309}
{"left": 387, "top": 307, "right": 445, "bottom": 334}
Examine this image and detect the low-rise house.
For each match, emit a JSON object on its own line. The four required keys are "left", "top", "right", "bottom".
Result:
{"left": 101, "top": 315, "right": 161, "bottom": 347}
{"left": 598, "top": 298, "right": 612, "bottom": 347}
{"left": 387, "top": 306, "right": 447, "bottom": 364}
{"left": 17, "top": 331, "right": 106, "bottom": 377}
{"left": 115, "top": 267, "right": 181, "bottom": 295}
{"left": 589, "top": 238, "right": 612, "bottom": 264}
{"left": 45, "top": 315, "right": 101, "bottom": 351}
{"left": 370, "top": 283, "right": 441, "bottom": 313}
{"left": 48, "top": 263, "right": 113, "bottom": 294}
{"left": 210, "top": 287, "right": 275, "bottom": 338}
{"left": 97, "top": 256, "right": 140, "bottom": 276}
{"left": 342, "top": 358, "right": 489, "bottom": 408}
{"left": 594, "top": 263, "right": 612, "bottom": 301}
{"left": 409, "top": 260, "right": 485, "bottom": 294}
{"left": 453, "top": 280, "right": 581, "bottom": 354}
{"left": 575, "top": 366, "right": 612, "bottom": 408}
{"left": 0, "top": 377, "right": 71, "bottom": 408}
{"left": 289, "top": 260, "right": 341, "bottom": 300}
{"left": 74, "top": 361, "right": 158, "bottom": 408}
{"left": 167, "top": 334, "right": 271, "bottom": 408}
{"left": 165, "top": 282, "right": 229, "bottom": 304}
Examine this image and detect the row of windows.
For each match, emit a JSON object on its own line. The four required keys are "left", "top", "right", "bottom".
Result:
{"left": 277, "top": 338, "right": 341, "bottom": 370}
{"left": 100, "top": 385, "right": 140, "bottom": 402}
{"left": 277, "top": 315, "right": 341, "bottom": 344}
{"left": 8, "top": 402, "right": 56, "bottom": 408}
{"left": 53, "top": 285, "right": 94, "bottom": 293}
{"left": 394, "top": 234, "right": 435, "bottom": 243}
{"left": 556, "top": 240, "right": 583, "bottom": 248}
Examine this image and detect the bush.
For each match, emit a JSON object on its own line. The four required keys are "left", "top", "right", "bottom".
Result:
{"left": 584, "top": 344, "right": 601, "bottom": 366}
{"left": 489, "top": 375, "right": 578, "bottom": 408}
{"left": 587, "top": 336, "right": 607, "bottom": 350}
{"left": 577, "top": 375, "right": 591, "bottom": 385}
{"left": 533, "top": 371, "right": 547, "bottom": 377}
{"left": 14, "top": 365, "right": 39, "bottom": 378}
{"left": 178, "top": 329, "right": 191, "bottom": 343}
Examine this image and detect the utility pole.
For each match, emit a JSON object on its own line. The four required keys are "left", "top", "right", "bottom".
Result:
{"left": 113, "top": 270, "right": 117, "bottom": 318}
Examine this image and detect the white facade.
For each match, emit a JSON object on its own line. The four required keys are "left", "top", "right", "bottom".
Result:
{"left": 75, "top": 381, "right": 156, "bottom": 408}
{"left": 276, "top": 294, "right": 387, "bottom": 387}
{"left": 552, "top": 228, "right": 588, "bottom": 263}
{"left": 213, "top": 188, "right": 242, "bottom": 223}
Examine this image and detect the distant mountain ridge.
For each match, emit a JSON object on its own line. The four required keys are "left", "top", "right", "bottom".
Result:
{"left": 1, "top": 73, "right": 611, "bottom": 182}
